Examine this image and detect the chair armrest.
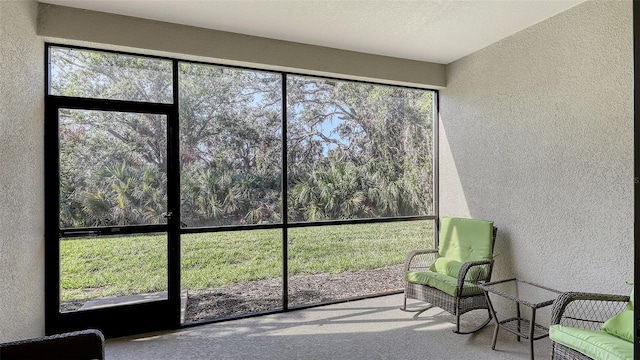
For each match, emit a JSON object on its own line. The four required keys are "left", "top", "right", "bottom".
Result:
{"left": 551, "top": 292, "right": 629, "bottom": 330}
{"left": 456, "top": 259, "right": 494, "bottom": 294}
{"left": 0, "top": 329, "right": 105, "bottom": 360}
{"left": 404, "top": 249, "right": 438, "bottom": 272}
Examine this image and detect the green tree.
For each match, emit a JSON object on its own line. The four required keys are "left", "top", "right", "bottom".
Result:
{"left": 286, "top": 76, "right": 433, "bottom": 221}
{"left": 52, "top": 48, "right": 434, "bottom": 228}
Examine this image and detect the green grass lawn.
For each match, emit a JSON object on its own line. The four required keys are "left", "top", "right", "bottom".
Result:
{"left": 60, "top": 220, "right": 433, "bottom": 301}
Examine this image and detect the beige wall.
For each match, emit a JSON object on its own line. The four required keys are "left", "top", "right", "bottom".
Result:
{"left": 440, "top": 0, "right": 633, "bottom": 303}
{"left": 37, "top": 3, "right": 445, "bottom": 89}
{"left": 0, "top": 0, "right": 45, "bottom": 342}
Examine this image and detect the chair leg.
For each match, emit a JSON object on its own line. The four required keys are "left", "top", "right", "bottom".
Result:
{"left": 453, "top": 308, "right": 493, "bottom": 335}
{"left": 400, "top": 304, "right": 434, "bottom": 313}
{"left": 400, "top": 292, "right": 434, "bottom": 313}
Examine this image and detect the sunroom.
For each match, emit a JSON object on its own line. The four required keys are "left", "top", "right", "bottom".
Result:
{"left": 0, "top": 0, "right": 634, "bottom": 359}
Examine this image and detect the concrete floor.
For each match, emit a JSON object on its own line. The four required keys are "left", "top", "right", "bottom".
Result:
{"left": 106, "top": 293, "right": 552, "bottom": 360}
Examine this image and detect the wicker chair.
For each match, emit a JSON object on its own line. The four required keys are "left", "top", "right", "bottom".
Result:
{"left": 402, "top": 217, "right": 497, "bottom": 334}
{"left": 0, "top": 329, "right": 105, "bottom": 360}
{"left": 550, "top": 292, "right": 632, "bottom": 360}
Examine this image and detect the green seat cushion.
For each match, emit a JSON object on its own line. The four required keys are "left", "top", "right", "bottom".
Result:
{"left": 602, "top": 290, "right": 634, "bottom": 342}
{"left": 405, "top": 271, "right": 483, "bottom": 297}
{"left": 437, "top": 217, "right": 494, "bottom": 264}
{"left": 550, "top": 325, "right": 633, "bottom": 360}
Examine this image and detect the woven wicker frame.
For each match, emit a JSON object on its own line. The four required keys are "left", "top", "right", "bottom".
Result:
{"left": 403, "top": 226, "right": 497, "bottom": 334}
{"left": 0, "top": 329, "right": 105, "bottom": 360}
{"left": 552, "top": 343, "right": 595, "bottom": 360}
{"left": 405, "top": 282, "right": 490, "bottom": 316}
{"left": 550, "top": 291, "right": 630, "bottom": 360}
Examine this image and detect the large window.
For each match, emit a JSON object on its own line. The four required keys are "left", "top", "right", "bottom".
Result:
{"left": 179, "top": 63, "right": 283, "bottom": 227}
{"left": 46, "top": 44, "right": 437, "bottom": 333}
{"left": 287, "top": 75, "right": 434, "bottom": 221}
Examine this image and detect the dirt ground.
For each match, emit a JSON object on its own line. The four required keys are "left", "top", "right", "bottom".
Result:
{"left": 184, "top": 264, "right": 404, "bottom": 322}
{"left": 59, "top": 264, "right": 406, "bottom": 322}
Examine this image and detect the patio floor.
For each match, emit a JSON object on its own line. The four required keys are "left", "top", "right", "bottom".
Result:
{"left": 106, "top": 293, "right": 552, "bottom": 359}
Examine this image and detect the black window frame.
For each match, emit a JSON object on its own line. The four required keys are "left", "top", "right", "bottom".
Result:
{"left": 45, "top": 43, "right": 439, "bottom": 336}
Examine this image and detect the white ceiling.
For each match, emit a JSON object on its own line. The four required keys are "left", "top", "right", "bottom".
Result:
{"left": 39, "top": 0, "right": 586, "bottom": 64}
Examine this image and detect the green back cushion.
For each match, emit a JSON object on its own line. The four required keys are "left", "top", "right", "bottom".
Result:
{"left": 602, "top": 290, "right": 634, "bottom": 342}
{"left": 430, "top": 217, "right": 493, "bottom": 277}
{"left": 429, "top": 257, "right": 463, "bottom": 277}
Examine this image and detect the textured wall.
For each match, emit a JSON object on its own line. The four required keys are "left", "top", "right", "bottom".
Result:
{"left": 440, "top": 0, "right": 633, "bottom": 301}
{"left": 37, "top": 3, "right": 445, "bottom": 89}
{"left": 0, "top": 0, "right": 45, "bottom": 342}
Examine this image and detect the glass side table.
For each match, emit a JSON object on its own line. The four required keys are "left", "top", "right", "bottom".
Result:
{"left": 478, "top": 278, "right": 561, "bottom": 360}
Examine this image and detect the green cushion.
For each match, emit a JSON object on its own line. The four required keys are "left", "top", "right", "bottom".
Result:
{"left": 602, "top": 290, "right": 634, "bottom": 342}
{"left": 429, "top": 257, "right": 463, "bottom": 277}
{"left": 429, "top": 257, "right": 486, "bottom": 280}
{"left": 405, "top": 271, "right": 483, "bottom": 297}
{"left": 550, "top": 325, "right": 633, "bottom": 360}
{"left": 438, "top": 217, "right": 493, "bottom": 263}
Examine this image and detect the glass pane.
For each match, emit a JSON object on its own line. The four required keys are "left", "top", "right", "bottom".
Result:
{"left": 49, "top": 47, "right": 172, "bottom": 103}
{"left": 181, "top": 229, "right": 282, "bottom": 323}
{"left": 287, "top": 76, "right": 435, "bottom": 222}
{"left": 179, "top": 63, "right": 282, "bottom": 227}
{"left": 59, "top": 109, "right": 167, "bottom": 228}
{"left": 60, "top": 233, "right": 168, "bottom": 312}
{"left": 485, "top": 280, "right": 561, "bottom": 307}
{"left": 288, "top": 220, "right": 433, "bottom": 308}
